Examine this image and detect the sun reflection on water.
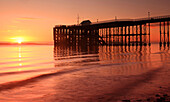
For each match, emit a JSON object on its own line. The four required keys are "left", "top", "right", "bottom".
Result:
{"left": 18, "top": 46, "right": 22, "bottom": 71}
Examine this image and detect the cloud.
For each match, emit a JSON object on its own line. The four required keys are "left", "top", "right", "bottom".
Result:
{"left": 17, "top": 17, "right": 40, "bottom": 21}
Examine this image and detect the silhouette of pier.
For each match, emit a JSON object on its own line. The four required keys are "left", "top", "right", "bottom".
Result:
{"left": 53, "top": 15, "right": 170, "bottom": 46}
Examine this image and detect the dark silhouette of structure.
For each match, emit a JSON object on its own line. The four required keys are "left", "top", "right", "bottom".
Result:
{"left": 53, "top": 15, "right": 170, "bottom": 46}
{"left": 80, "top": 20, "right": 92, "bottom": 26}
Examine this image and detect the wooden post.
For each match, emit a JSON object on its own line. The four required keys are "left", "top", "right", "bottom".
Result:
{"left": 62, "top": 28, "right": 64, "bottom": 45}
{"left": 89, "top": 29, "right": 92, "bottom": 46}
{"left": 74, "top": 29, "right": 76, "bottom": 46}
{"left": 167, "top": 21, "right": 169, "bottom": 45}
{"left": 69, "top": 29, "right": 71, "bottom": 45}
{"left": 128, "top": 26, "right": 131, "bottom": 46}
{"left": 125, "top": 26, "right": 127, "bottom": 46}
{"left": 113, "top": 28, "right": 115, "bottom": 45}
{"left": 121, "top": 27, "right": 123, "bottom": 46}
{"left": 106, "top": 28, "right": 108, "bottom": 45}
{"left": 53, "top": 27, "right": 56, "bottom": 45}
{"left": 132, "top": 26, "right": 134, "bottom": 46}
{"left": 63, "top": 28, "right": 65, "bottom": 45}
{"left": 144, "top": 24, "right": 147, "bottom": 46}
{"left": 164, "top": 21, "right": 166, "bottom": 45}
{"left": 149, "top": 23, "right": 151, "bottom": 46}
{"left": 109, "top": 28, "right": 111, "bottom": 45}
{"left": 140, "top": 25, "right": 142, "bottom": 46}
{"left": 118, "top": 27, "right": 120, "bottom": 45}
{"left": 77, "top": 29, "right": 80, "bottom": 46}
{"left": 160, "top": 22, "right": 162, "bottom": 45}
{"left": 102, "top": 28, "right": 104, "bottom": 40}
{"left": 136, "top": 25, "right": 138, "bottom": 46}
{"left": 95, "top": 28, "right": 99, "bottom": 46}
{"left": 59, "top": 28, "right": 61, "bottom": 45}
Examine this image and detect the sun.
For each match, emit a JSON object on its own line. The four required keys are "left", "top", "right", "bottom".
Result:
{"left": 17, "top": 39, "right": 22, "bottom": 44}
{"left": 10, "top": 37, "right": 24, "bottom": 44}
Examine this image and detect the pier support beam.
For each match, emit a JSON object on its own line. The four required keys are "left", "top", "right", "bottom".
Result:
{"left": 109, "top": 28, "right": 111, "bottom": 45}
{"left": 117, "top": 27, "right": 120, "bottom": 45}
{"left": 164, "top": 21, "right": 166, "bottom": 45}
{"left": 106, "top": 28, "right": 108, "bottom": 45}
{"left": 160, "top": 22, "right": 162, "bottom": 45}
{"left": 125, "top": 26, "right": 127, "bottom": 46}
{"left": 132, "top": 26, "right": 134, "bottom": 46}
{"left": 53, "top": 28, "right": 56, "bottom": 45}
{"left": 136, "top": 25, "right": 138, "bottom": 46}
{"left": 167, "top": 21, "right": 169, "bottom": 46}
{"left": 143, "top": 24, "right": 147, "bottom": 46}
{"left": 140, "top": 25, "right": 142, "bottom": 46}
{"left": 128, "top": 26, "right": 131, "bottom": 46}
{"left": 148, "top": 23, "right": 151, "bottom": 46}
{"left": 160, "top": 21, "right": 170, "bottom": 46}
{"left": 121, "top": 27, "right": 123, "bottom": 46}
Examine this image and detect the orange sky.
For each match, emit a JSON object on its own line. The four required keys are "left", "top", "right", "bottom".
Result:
{"left": 0, "top": 0, "right": 170, "bottom": 44}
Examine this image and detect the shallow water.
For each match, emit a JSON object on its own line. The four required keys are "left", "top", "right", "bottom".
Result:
{"left": 0, "top": 44, "right": 169, "bottom": 101}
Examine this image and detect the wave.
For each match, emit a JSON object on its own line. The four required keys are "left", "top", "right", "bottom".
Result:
{"left": 0, "top": 67, "right": 56, "bottom": 76}
{"left": 0, "top": 61, "right": 54, "bottom": 71}
{"left": 152, "top": 51, "right": 166, "bottom": 54}
{"left": 0, "top": 58, "right": 154, "bottom": 92}
{"left": 0, "top": 57, "right": 52, "bottom": 65}
{"left": 54, "top": 54, "right": 99, "bottom": 60}
{"left": 0, "top": 65, "right": 94, "bottom": 92}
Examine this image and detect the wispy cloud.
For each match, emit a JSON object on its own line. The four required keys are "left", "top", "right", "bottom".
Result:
{"left": 17, "top": 17, "right": 40, "bottom": 20}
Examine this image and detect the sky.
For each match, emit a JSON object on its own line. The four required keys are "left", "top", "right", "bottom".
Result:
{"left": 0, "top": 0, "right": 170, "bottom": 43}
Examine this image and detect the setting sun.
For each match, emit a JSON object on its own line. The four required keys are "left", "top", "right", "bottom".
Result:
{"left": 17, "top": 39, "right": 22, "bottom": 44}
{"left": 10, "top": 37, "right": 24, "bottom": 44}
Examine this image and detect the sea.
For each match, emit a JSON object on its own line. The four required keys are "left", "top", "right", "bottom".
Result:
{"left": 0, "top": 44, "right": 169, "bottom": 102}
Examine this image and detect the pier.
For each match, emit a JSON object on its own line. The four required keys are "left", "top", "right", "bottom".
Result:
{"left": 53, "top": 15, "right": 170, "bottom": 46}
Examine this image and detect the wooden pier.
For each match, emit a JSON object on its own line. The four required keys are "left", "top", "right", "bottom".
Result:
{"left": 53, "top": 15, "right": 170, "bottom": 46}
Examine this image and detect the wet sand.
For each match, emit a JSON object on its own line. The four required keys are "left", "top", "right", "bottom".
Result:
{"left": 22, "top": 64, "right": 170, "bottom": 102}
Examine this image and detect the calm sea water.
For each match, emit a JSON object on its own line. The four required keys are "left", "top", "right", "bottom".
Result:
{"left": 0, "top": 44, "right": 169, "bottom": 102}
